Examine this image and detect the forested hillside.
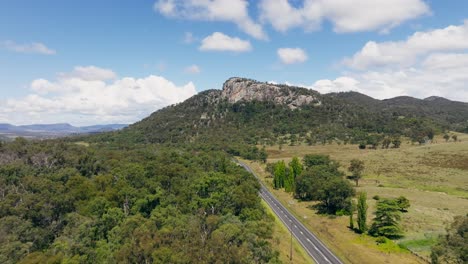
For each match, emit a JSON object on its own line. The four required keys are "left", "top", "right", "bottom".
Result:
{"left": 94, "top": 78, "right": 468, "bottom": 154}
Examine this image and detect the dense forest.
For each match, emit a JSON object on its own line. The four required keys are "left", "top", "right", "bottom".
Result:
{"left": 0, "top": 138, "right": 279, "bottom": 263}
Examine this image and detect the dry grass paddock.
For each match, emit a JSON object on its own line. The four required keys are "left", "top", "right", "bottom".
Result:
{"left": 242, "top": 132, "right": 468, "bottom": 263}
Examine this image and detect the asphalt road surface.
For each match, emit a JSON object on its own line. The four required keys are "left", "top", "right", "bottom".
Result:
{"left": 238, "top": 161, "right": 343, "bottom": 264}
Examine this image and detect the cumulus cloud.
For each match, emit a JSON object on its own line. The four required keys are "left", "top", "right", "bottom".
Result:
{"left": 259, "top": 0, "right": 430, "bottom": 33}
{"left": 60, "top": 66, "right": 117, "bottom": 81}
{"left": 422, "top": 53, "right": 468, "bottom": 70}
{"left": 1, "top": 40, "right": 56, "bottom": 55}
{"left": 343, "top": 20, "right": 468, "bottom": 70}
{"left": 277, "top": 48, "right": 308, "bottom": 64}
{"left": 310, "top": 77, "right": 360, "bottom": 94}
{"left": 199, "top": 32, "right": 252, "bottom": 52}
{"left": 294, "top": 20, "right": 468, "bottom": 102}
{"left": 0, "top": 66, "right": 197, "bottom": 125}
{"left": 154, "top": 0, "right": 267, "bottom": 40}
{"left": 184, "top": 64, "right": 201, "bottom": 74}
{"left": 309, "top": 75, "right": 407, "bottom": 99}
{"left": 259, "top": 0, "right": 321, "bottom": 32}
{"left": 312, "top": 57, "right": 468, "bottom": 101}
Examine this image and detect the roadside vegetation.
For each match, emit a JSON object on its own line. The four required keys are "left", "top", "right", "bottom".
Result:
{"left": 0, "top": 139, "right": 280, "bottom": 263}
{"left": 243, "top": 132, "right": 468, "bottom": 263}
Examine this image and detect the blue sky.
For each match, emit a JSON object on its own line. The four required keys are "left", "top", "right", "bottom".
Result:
{"left": 1, "top": 0, "right": 468, "bottom": 125}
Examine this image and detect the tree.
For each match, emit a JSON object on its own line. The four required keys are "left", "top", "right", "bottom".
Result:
{"left": 289, "top": 157, "right": 303, "bottom": 179}
{"left": 289, "top": 134, "right": 297, "bottom": 146}
{"left": 382, "top": 138, "right": 391, "bottom": 149}
{"left": 367, "top": 135, "right": 381, "bottom": 149}
{"left": 444, "top": 134, "right": 450, "bottom": 142}
{"left": 428, "top": 130, "right": 435, "bottom": 141}
{"left": 259, "top": 146, "right": 267, "bottom": 163}
{"left": 273, "top": 161, "right": 286, "bottom": 189}
{"left": 349, "top": 200, "right": 355, "bottom": 230}
{"left": 357, "top": 192, "right": 368, "bottom": 233}
{"left": 431, "top": 214, "right": 467, "bottom": 264}
{"left": 278, "top": 138, "right": 285, "bottom": 151}
{"left": 284, "top": 167, "right": 294, "bottom": 192}
{"left": 316, "top": 177, "right": 355, "bottom": 215}
{"left": 302, "top": 154, "right": 331, "bottom": 168}
{"left": 396, "top": 196, "right": 410, "bottom": 212}
{"left": 295, "top": 167, "right": 354, "bottom": 214}
{"left": 369, "top": 199, "right": 403, "bottom": 238}
{"left": 286, "top": 157, "right": 303, "bottom": 193}
{"left": 391, "top": 137, "right": 401, "bottom": 148}
{"left": 348, "top": 159, "right": 365, "bottom": 186}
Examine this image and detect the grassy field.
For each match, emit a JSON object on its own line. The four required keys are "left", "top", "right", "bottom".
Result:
{"left": 261, "top": 200, "right": 314, "bottom": 264}
{"left": 243, "top": 132, "right": 468, "bottom": 263}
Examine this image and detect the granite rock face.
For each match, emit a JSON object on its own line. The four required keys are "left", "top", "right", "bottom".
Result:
{"left": 221, "top": 77, "right": 319, "bottom": 109}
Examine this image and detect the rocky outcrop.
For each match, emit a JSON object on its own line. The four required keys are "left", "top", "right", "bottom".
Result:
{"left": 220, "top": 77, "right": 319, "bottom": 109}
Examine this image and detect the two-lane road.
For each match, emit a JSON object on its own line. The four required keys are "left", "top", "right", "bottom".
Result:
{"left": 238, "top": 161, "right": 343, "bottom": 264}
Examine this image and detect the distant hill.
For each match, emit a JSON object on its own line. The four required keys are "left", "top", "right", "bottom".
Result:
{"left": 0, "top": 123, "right": 127, "bottom": 140}
{"left": 330, "top": 92, "right": 468, "bottom": 130}
{"left": 96, "top": 77, "right": 467, "bottom": 158}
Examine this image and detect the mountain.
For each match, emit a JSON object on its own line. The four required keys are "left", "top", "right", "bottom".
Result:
{"left": 0, "top": 123, "right": 128, "bottom": 140}
{"left": 80, "top": 124, "right": 129, "bottom": 133}
{"left": 0, "top": 123, "right": 16, "bottom": 131}
{"left": 328, "top": 91, "right": 381, "bottom": 108}
{"left": 331, "top": 92, "right": 468, "bottom": 128}
{"left": 103, "top": 77, "right": 467, "bottom": 158}
{"left": 18, "top": 123, "right": 78, "bottom": 133}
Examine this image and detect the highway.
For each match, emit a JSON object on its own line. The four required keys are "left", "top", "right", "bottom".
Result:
{"left": 238, "top": 161, "right": 344, "bottom": 264}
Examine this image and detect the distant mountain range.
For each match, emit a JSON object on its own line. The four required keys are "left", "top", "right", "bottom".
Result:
{"left": 0, "top": 123, "right": 127, "bottom": 140}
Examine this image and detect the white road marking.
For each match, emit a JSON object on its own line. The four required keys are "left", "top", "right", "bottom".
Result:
{"left": 238, "top": 162, "right": 342, "bottom": 264}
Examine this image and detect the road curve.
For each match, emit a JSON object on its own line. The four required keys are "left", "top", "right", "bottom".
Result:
{"left": 237, "top": 161, "right": 343, "bottom": 264}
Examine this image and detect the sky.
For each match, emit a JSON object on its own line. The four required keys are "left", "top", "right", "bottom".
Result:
{"left": 1, "top": 0, "right": 468, "bottom": 126}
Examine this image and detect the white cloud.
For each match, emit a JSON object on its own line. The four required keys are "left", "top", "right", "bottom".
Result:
{"left": 300, "top": 21, "right": 468, "bottom": 101}
{"left": 61, "top": 66, "right": 117, "bottom": 81}
{"left": 185, "top": 64, "right": 201, "bottom": 74}
{"left": 259, "top": 0, "right": 322, "bottom": 32}
{"left": 310, "top": 77, "right": 360, "bottom": 94}
{"left": 422, "top": 53, "right": 468, "bottom": 70}
{"left": 277, "top": 48, "right": 308, "bottom": 64}
{"left": 309, "top": 54, "right": 468, "bottom": 101}
{"left": 344, "top": 20, "right": 468, "bottom": 70}
{"left": 30, "top": 79, "right": 60, "bottom": 95}
{"left": 0, "top": 66, "right": 197, "bottom": 125}
{"left": 259, "top": 0, "right": 429, "bottom": 33}
{"left": 154, "top": 0, "right": 267, "bottom": 40}
{"left": 199, "top": 32, "right": 252, "bottom": 52}
{"left": 1, "top": 40, "right": 56, "bottom": 55}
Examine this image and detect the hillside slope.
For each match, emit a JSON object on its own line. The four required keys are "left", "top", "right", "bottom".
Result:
{"left": 100, "top": 77, "right": 468, "bottom": 156}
